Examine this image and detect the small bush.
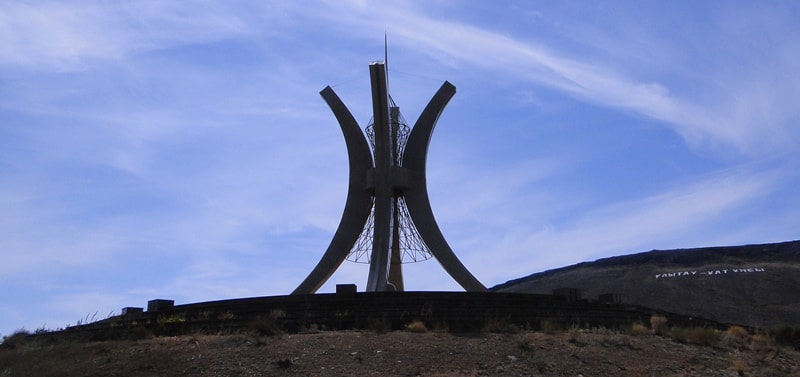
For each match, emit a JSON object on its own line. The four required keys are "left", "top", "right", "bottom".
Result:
{"left": 688, "top": 327, "right": 718, "bottom": 347}
{"left": 405, "top": 320, "right": 428, "bottom": 333}
{"left": 567, "top": 328, "right": 585, "bottom": 345}
{"left": 630, "top": 322, "right": 651, "bottom": 335}
{"left": 247, "top": 312, "right": 284, "bottom": 337}
{"left": 770, "top": 324, "right": 800, "bottom": 349}
{"left": 732, "top": 358, "right": 747, "bottom": 376}
{"left": 751, "top": 333, "right": 774, "bottom": 351}
{"left": 668, "top": 327, "right": 689, "bottom": 343}
{"left": 650, "top": 315, "right": 668, "bottom": 335}
{"left": 517, "top": 334, "right": 534, "bottom": 351}
{"left": 1, "top": 329, "right": 31, "bottom": 350}
{"left": 721, "top": 326, "right": 750, "bottom": 349}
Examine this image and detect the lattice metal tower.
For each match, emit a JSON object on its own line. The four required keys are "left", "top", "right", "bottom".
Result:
{"left": 292, "top": 61, "right": 486, "bottom": 293}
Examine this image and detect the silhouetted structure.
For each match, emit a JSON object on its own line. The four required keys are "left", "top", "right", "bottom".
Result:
{"left": 293, "top": 61, "right": 485, "bottom": 293}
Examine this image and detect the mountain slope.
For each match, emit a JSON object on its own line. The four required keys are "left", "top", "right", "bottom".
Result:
{"left": 492, "top": 240, "right": 800, "bottom": 328}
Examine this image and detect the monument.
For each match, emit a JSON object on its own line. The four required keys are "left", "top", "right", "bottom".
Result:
{"left": 292, "top": 59, "right": 486, "bottom": 294}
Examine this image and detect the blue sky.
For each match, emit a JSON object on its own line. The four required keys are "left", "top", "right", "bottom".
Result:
{"left": 1, "top": 1, "right": 799, "bottom": 337}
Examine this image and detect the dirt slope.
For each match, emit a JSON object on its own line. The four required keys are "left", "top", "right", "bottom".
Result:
{"left": 2, "top": 330, "right": 800, "bottom": 376}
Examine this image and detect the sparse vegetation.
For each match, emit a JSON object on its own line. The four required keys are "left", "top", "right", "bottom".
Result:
{"left": 405, "top": 320, "right": 428, "bottom": 333}
{"left": 751, "top": 333, "right": 774, "bottom": 351}
{"left": 517, "top": 333, "right": 534, "bottom": 351}
{"left": 0, "top": 329, "right": 31, "bottom": 350}
{"left": 157, "top": 313, "right": 186, "bottom": 325}
{"left": 566, "top": 327, "right": 584, "bottom": 345}
{"left": 3, "top": 319, "right": 800, "bottom": 376}
{"left": 732, "top": 358, "right": 747, "bottom": 376}
{"left": 247, "top": 310, "right": 287, "bottom": 337}
{"left": 687, "top": 327, "right": 719, "bottom": 347}
{"left": 650, "top": 315, "right": 669, "bottom": 335}
{"left": 721, "top": 325, "right": 750, "bottom": 349}
{"left": 668, "top": 326, "right": 689, "bottom": 343}
{"left": 630, "top": 322, "right": 651, "bottom": 335}
{"left": 770, "top": 324, "right": 800, "bottom": 350}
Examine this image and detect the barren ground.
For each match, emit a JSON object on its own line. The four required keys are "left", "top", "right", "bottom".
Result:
{"left": 2, "top": 328, "right": 799, "bottom": 376}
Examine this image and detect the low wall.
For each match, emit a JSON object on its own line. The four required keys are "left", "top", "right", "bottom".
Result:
{"left": 49, "top": 292, "right": 725, "bottom": 340}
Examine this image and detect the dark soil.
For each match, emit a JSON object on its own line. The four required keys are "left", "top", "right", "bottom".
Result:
{"left": 2, "top": 329, "right": 799, "bottom": 376}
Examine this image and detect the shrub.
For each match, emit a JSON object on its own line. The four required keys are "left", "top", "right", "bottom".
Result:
{"left": 517, "top": 334, "right": 534, "bottom": 351}
{"left": 405, "top": 320, "right": 428, "bottom": 333}
{"left": 649, "top": 315, "right": 668, "bottom": 335}
{"left": 721, "top": 326, "right": 750, "bottom": 349}
{"left": 567, "top": 328, "right": 585, "bottom": 346}
{"left": 769, "top": 324, "right": 800, "bottom": 349}
{"left": 0, "top": 329, "right": 31, "bottom": 350}
{"left": 247, "top": 310, "right": 286, "bottom": 337}
{"left": 751, "top": 333, "right": 774, "bottom": 351}
{"left": 732, "top": 358, "right": 747, "bottom": 376}
{"left": 688, "top": 327, "right": 718, "bottom": 347}
{"left": 630, "top": 322, "right": 651, "bottom": 335}
{"left": 668, "top": 327, "right": 689, "bottom": 343}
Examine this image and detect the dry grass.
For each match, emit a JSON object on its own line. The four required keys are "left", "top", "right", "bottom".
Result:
{"left": 246, "top": 309, "right": 287, "bottom": 337}
{"left": 732, "top": 358, "right": 747, "bottom": 376}
{"left": 650, "top": 315, "right": 669, "bottom": 335}
{"left": 405, "top": 320, "right": 428, "bottom": 333}
{"left": 721, "top": 325, "right": 750, "bottom": 349}
{"left": 630, "top": 322, "right": 651, "bottom": 335}
{"left": 751, "top": 333, "right": 775, "bottom": 351}
{"left": 0, "top": 330, "right": 31, "bottom": 350}
{"left": 687, "top": 327, "right": 719, "bottom": 347}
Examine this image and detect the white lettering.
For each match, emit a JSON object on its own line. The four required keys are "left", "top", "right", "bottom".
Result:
{"left": 653, "top": 266, "right": 765, "bottom": 281}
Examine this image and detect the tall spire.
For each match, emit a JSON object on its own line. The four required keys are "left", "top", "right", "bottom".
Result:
{"left": 384, "top": 33, "right": 389, "bottom": 94}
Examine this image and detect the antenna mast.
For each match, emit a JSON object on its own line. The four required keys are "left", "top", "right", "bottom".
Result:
{"left": 384, "top": 33, "right": 389, "bottom": 93}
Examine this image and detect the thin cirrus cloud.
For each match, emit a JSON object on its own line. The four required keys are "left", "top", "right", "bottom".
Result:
{"left": 475, "top": 166, "right": 779, "bottom": 283}
{"left": 320, "top": 1, "right": 800, "bottom": 155}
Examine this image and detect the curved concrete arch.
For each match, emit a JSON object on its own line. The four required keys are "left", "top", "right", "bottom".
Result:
{"left": 403, "top": 81, "right": 488, "bottom": 292}
{"left": 292, "top": 86, "right": 374, "bottom": 294}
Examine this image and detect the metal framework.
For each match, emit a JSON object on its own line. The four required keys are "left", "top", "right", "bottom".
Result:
{"left": 292, "top": 62, "right": 486, "bottom": 293}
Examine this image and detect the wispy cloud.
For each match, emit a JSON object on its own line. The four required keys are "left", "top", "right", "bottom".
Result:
{"left": 477, "top": 167, "right": 780, "bottom": 283}
{"left": 0, "top": 1, "right": 254, "bottom": 71}
{"left": 310, "top": 2, "right": 800, "bottom": 155}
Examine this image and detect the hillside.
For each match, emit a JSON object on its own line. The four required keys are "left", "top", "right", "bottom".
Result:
{"left": 493, "top": 240, "right": 800, "bottom": 328}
